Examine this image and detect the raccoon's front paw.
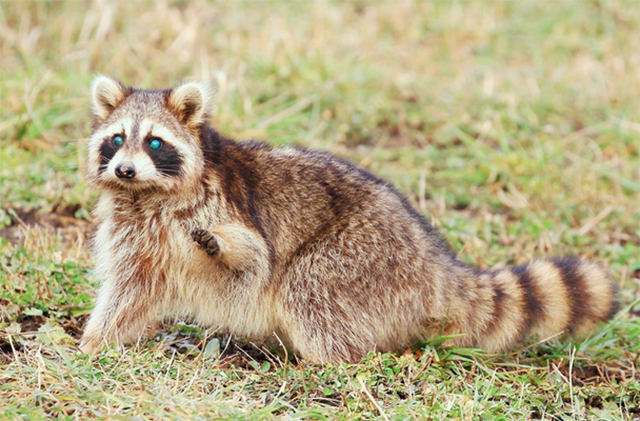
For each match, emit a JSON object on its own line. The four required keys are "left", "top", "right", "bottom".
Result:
{"left": 79, "top": 334, "right": 101, "bottom": 354}
{"left": 191, "top": 228, "right": 220, "bottom": 256}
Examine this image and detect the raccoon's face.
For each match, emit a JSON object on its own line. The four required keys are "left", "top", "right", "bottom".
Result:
{"left": 87, "top": 76, "right": 213, "bottom": 194}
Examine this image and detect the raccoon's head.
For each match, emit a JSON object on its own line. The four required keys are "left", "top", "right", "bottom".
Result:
{"left": 87, "top": 76, "right": 213, "bottom": 194}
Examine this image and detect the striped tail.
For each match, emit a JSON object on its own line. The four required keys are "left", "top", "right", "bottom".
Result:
{"left": 450, "top": 257, "right": 619, "bottom": 352}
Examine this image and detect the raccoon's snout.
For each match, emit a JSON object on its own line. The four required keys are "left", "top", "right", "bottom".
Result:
{"left": 115, "top": 162, "right": 136, "bottom": 179}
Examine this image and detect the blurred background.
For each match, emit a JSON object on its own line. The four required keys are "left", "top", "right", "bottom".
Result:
{"left": 1, "top": 0, "right": 638, "bottom": 271}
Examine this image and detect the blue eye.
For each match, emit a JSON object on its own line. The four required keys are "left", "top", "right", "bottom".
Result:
{"left": 114, "top": 135, "right": 124, "bottom": 146}
{"left": 149, "top": 138, "right": 162, "bottom": 150}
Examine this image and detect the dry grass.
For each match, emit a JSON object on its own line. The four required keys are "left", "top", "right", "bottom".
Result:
{"left": 1, "top": 1, "right": 639, "bottom": 419}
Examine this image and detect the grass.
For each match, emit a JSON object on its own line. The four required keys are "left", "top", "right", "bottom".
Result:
{"left": 1, "top": 0, "right": 639, "bottom": 419}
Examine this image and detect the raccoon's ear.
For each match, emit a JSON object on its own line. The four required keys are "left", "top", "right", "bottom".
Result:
{"left": 167, "top": 82, "right": 214, "bottom": 128}
{"left": 91, "top": 76, "right": 128, "bottom": 120}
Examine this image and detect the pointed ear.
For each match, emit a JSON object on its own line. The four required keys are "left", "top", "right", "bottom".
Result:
{"left": 91, "top": 76, "right": 128, "bottom": 120}
{"left": 167, "top": 82, "right": 214, "bottom": 128}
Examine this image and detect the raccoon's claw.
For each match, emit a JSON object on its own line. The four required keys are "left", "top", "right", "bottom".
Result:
{"left": 191, "top": 228, "right": 220, "bottom": 256}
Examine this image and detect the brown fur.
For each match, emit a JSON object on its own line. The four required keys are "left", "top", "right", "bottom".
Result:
{"left": 80, "top": 77, "right": 619, "bottom": 362}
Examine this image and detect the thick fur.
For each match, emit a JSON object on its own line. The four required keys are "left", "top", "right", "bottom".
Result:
{"left": 80, "top": 77, "right": 619, "bottom": 362}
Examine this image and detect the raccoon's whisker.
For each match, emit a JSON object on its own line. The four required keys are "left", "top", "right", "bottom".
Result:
{"left": 158, "top": 171, "right": 182, "bottom": 177}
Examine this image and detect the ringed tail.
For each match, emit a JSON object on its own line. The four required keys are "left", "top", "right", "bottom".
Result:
{"left": 451, "top": 256, "right": 619, "bottom": 352}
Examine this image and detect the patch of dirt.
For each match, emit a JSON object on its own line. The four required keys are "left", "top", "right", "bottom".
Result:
{"left": 0, "top": 205, "right": 91, "bottom": 243}
{"left": 553, "top": 359, "right": 639, "bottom": 385}
{"left": 0, "top": 314, "right": 86, "bottom": 361}
{"left": 0, "top": 314, "right": 46, "bottom": 356}
{"left": 375, "top": 120, "right": 432, "bottom": 149}
{"left": 220, "top": 340, "right": 292, "bottom": 369}
{"left": 15, "top": 314, "right": 47, "bottom": 333}
{"left": 153, "top": 327, "right": 292, "bottom": 370}
{"left": 61, "top": 315, "right": 87, "bottom": 340}
{"left": 0, "top": 344, "right": 16, "bottom": 364}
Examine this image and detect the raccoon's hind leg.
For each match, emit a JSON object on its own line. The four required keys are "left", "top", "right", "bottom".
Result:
{"left": 275, "top": 221, "right": 432, "bottom": 363}
{"left": 191, "top": 223, "right": 270, "bottom": 273}
{"left": 276, "top": 237, "right": 382, "bottom": 362}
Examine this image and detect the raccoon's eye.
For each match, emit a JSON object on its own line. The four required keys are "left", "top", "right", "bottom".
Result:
{"left": 113, "top": 135, "right": 124, "bottom": 146}
{"left": 149, "top": 138, "right": 162, "bottom": 150}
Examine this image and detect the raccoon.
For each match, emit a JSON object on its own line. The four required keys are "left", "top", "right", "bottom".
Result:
{"left": 79, "top": 76, "right": 619, "bottom": 362}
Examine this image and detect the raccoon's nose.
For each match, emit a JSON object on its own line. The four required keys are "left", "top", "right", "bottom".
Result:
{"left": 115, "top": 163, "right": 136, "bottom": 179}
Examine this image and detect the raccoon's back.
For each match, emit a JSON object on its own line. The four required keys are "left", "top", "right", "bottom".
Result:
{"left": 205, "top": 139, "right": 455, "bottom": 265}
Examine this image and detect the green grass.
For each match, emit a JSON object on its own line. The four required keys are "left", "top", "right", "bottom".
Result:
{"left": 1, "top": 1, "right": 639, "bottom": 419}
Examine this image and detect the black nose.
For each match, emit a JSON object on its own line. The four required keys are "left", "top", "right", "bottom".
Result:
{"left": 115, "top": 164, "right": 136, "bottom": 179}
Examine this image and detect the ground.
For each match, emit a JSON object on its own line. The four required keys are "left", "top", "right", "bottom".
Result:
{"left": 1, "top": 1, "right": 639, "bottom": 420}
